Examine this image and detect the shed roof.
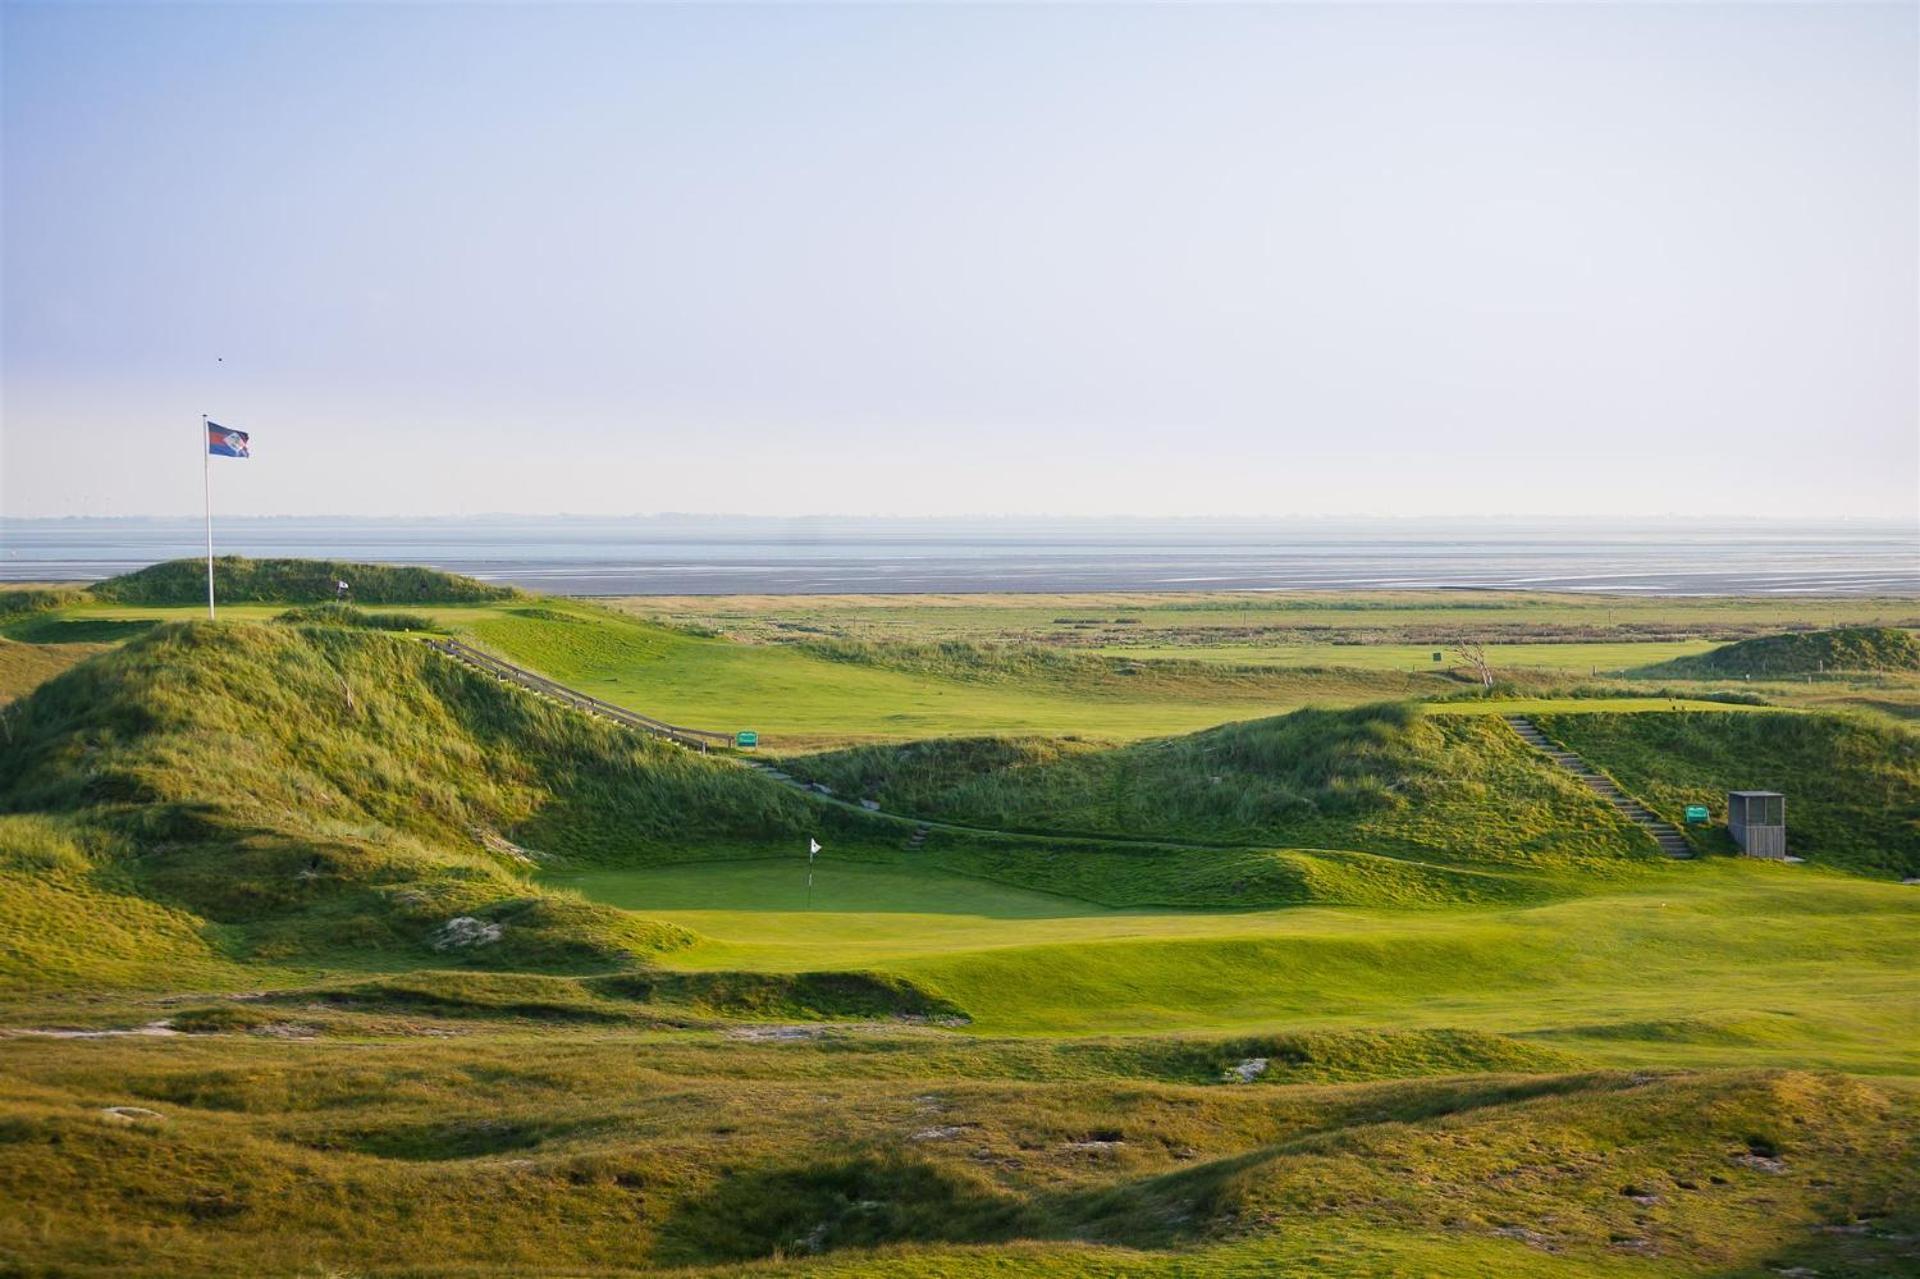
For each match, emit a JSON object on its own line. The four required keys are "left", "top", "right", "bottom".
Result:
{"left": 1729, "top": 790, "right": 1785, "bottom": 799}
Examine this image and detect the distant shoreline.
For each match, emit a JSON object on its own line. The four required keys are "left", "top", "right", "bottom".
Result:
{"left": 3, "top": 515, "right": 1913, "bottom": 597}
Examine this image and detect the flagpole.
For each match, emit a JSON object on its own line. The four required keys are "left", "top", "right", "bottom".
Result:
{"left": 202, "top": 415, "right": 214, "bottom": 619}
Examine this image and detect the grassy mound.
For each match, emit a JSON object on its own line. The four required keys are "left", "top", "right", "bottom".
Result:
{"left": 2, "top": 1039, "right": 1911, "bottom": 1276}
{"left": 0, "top": 587, "right": 88, "bottom": 617}
{"left": 0, "top": 621, "right": 829, "bottom": 985}
{"left": 787, "top": 705, "right": 1653, "bottom": 869}
{"left": 90, "top": 556, "right": 515, "bottom": 605}
{"left": 1641, "top": 626, "right": 1920, "bottom": 678}
{"left": 0, "top": 638, "right": 109, "bottom": 705}
{"left": 272, "top": 602, "right": 439, "bottom": 632}
{"left": 1535, "top": 710, "right": 1920, "bottom": 878}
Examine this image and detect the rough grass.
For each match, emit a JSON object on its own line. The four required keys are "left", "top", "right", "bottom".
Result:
{"left": 272, "top": 602, "right": 440, "bottom": 632}
{"left": 89, "top": 556, "right": 516, "bottom": 605}
{"left": 1536, "top": 710, "right": 1920, "bottom": 878}
{"left": 0, "top": 621, "right": 838, "bottom": 983}
{"left": 0, "top": 586, "right": 88, "bottom": 617}
{"left": 1637, "top": 626, "right": 1920, "bottom": 678}
{"left": 0, "top": 1036, "right": 1911, "bottom": 1277}
{"left": 0, "top": 637, "right": 108, "bottom": 704}
{"left": 785, "top": 705, "right": 1657, "bottom": 870}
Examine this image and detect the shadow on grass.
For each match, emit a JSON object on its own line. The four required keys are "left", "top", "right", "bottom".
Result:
{"left": 652, "top": 1155, "right": 1033, "bottom": 1266}
{"left": 549, "top": 857, "right": 1140, "bottom": 921}
{"left": 0, "top": 616, "right": 157, "bottom": 644}
{"left": 652, "top": 1074, "right": 1623, "bottom": 1266}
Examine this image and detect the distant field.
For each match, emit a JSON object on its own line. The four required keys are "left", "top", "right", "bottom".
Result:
{"left": 1097, "top": 639, "right": 1720, "bottom": 674}
{"left": 1424, "top": 696, "right": 1772, "bottom": 716}
{"left": 7, "top": 591, "right": 1902, "bottom": 742}
{"left": 608, "top": 590, "right": 1920, "bottom": 648}
{"left": 458, "top": 603, "right": 1462, "bottom": 745}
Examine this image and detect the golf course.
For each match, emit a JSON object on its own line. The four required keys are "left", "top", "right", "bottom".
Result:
{"left": 1, "top": 559, "right": 1916, "bottom": 1278}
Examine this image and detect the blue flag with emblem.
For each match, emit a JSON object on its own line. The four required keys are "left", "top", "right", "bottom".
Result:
{"left": 207, "top": 422, "right": 250, "bottom": 458}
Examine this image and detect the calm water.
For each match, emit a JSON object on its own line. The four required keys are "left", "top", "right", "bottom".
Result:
{"left": 2, "top": 517, "right": 1914, "bottom": 596}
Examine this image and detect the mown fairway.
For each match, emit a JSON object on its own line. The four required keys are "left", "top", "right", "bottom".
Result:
{"left": 552, "top": 857, "right": 1919, "bottom": 1066}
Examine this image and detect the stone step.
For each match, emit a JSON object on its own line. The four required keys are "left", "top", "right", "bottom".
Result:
{"left": 1506, "top": 714, "right": 1694, "bottom": 860}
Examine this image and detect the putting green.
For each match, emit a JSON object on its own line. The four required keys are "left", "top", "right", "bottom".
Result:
{"left": 554, "top": 858, "right": 1920, "bottom": 1068}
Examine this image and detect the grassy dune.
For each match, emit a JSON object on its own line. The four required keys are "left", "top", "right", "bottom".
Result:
{"left": 783, "top": 705, "right": 1659, "bottom": 866}
{"left": 0, "top": 620, "right": 820, "bottom": 987}
{"left": 1637, "top": 626, "right": 1920, "bottom": 679}
{"left": 1537, "top": 710, "right": 1920, "bottom": 878}
{"left": 89, "top": 556, "right": 516, "bottom": 605}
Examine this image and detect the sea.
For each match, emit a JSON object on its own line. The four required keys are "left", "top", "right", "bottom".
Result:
{"left": 1, "top": 516, "right": 1915, "bottom": 597}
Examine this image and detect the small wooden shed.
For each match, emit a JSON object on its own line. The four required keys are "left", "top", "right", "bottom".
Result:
{"left": 1728, "top": 791, "right": 1786, "bottom": 859}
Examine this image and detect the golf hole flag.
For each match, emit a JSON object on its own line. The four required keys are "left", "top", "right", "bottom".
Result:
{"left": 208, "top": 423, "right": 250, "bottom": 458}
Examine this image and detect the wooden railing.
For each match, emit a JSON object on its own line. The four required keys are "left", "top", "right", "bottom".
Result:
{"left": 423, "top": 638, "right": 736, "bottom": 751}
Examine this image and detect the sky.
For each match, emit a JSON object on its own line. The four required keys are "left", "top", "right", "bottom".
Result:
{"left": 2, "top": 1, "right": 1915, "bottom": 522}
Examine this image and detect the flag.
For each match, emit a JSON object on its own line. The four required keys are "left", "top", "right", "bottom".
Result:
{"left": 808, "top": 838, "right": 821, "bottom": 859}
{"left": 208, "top": 423, "right": 250, "bottom": 458}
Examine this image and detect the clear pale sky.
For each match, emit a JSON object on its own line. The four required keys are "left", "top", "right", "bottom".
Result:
{"left": 2, "top": 2, "right": 1915, "bottom": 520}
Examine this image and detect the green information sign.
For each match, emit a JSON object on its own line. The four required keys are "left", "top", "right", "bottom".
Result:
{"left": 1684, "top": 805, "right": 1710, "bottom": 824}
{"left": 735, "top": 730, "right": 758, "bottom": 749}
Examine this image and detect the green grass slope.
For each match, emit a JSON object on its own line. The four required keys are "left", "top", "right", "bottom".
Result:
{"left": 1640, "top": 626, "right": 1920, "bottom": 678}
{"left": 1, "top": 1036, "right": 1912, "bottom": 1278}
{"left": 1536, "top": 710, "right": 1920, "bottom": 878}
{"left": 0, "top": 637, "right": 108, "bottom": 705}
{"left": 0, "top": 621, "right": 829, "bottom": 986}
{"left": 90, "top": 556, "right": 516, "bottom": 605}
{"left": 786, "top": 705, "right": 1656, "bottom": 870}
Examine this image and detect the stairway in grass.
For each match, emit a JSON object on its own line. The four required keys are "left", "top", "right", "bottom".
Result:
{"left": 1504, "top": 715, "right": 1694, "bottom": 859}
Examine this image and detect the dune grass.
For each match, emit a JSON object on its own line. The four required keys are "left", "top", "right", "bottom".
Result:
{"left": 89, "top": 555, "right": 516, "bottom": 605}
{"left": 1637, "top": 626, "right": 1920, "bottom": 679}
{"left": 0, "top": 620, "right": 830, "bottom": 986}
{"left": 0, "top": 637, "right": 108, "bottom": 704}
{"left": 1536, "top": 710, "right": 1920, "bottom": 878}
{"left": 0, "top": 1034, "right": 1912, "bottom": 1277}
{"left": 782, "top": 705, "right": 1661, "bottom": 868}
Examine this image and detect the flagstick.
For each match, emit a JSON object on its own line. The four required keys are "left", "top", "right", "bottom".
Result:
{"left": 202, "top": 415, "right": 215, "bottom": 619}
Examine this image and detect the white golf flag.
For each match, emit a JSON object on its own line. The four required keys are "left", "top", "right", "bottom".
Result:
{"left": 809, "top": 838, "right": 821, "bottom": 858}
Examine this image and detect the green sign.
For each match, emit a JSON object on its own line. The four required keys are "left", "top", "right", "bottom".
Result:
{"left": 735, "top": 730, "right": 758, "bottom": 749}
{"left": 1431, "top": 652, "right": 1444, "bottom": 662}
{"left": 1684, "top": 805, "right": 1710, "bottom": 824}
